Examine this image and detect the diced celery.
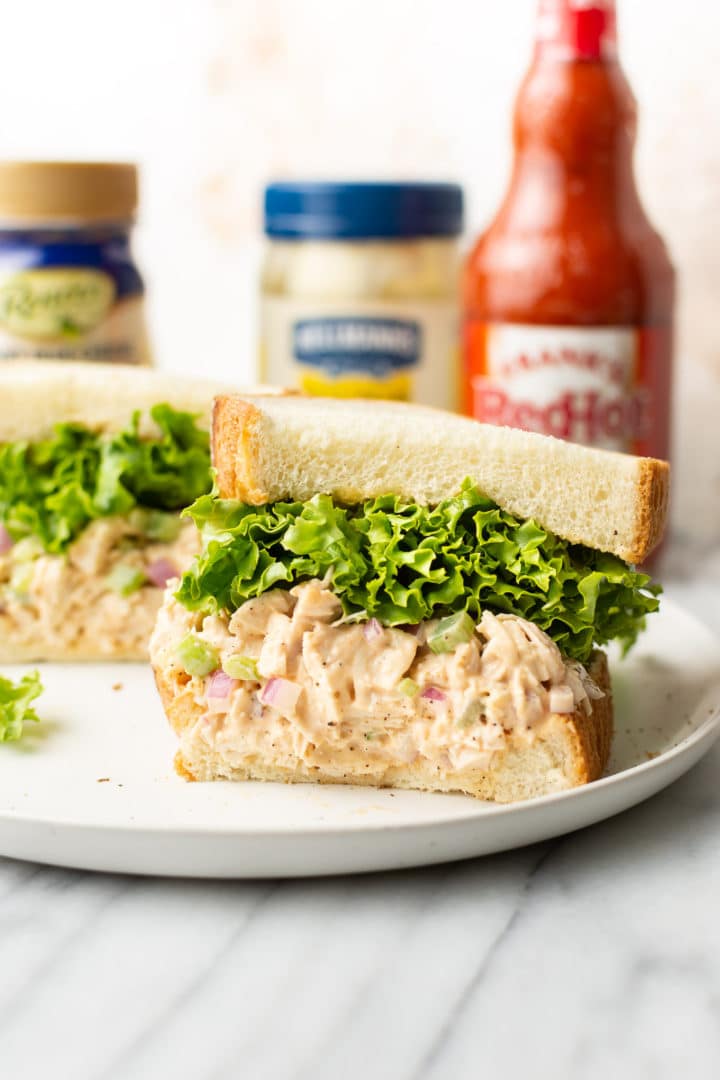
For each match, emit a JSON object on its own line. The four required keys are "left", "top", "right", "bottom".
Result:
{"left": 146, "top": 512, "right": 182, "bottom": 542}
{"left": 427, "top": 611, "right": 476, "bottom": 654}
{"left": 129, "top": 508, "right": 182, "bottom": 542}
{"left": 9, "top": 561, "right": 34, "bottom": 597}
{"left": 11, "top": 536, "right": 44, "bottom": 563}
{"left": 397, "top": 677, "right": 419, "bottom": 698}
{"left": 128, "top": 508, "right": 151, "bottom": 534}
{"left": 106, "top": 564, "right": 147, "bottom": 597}
{"left": 457, "top": 700, "right": 484, "bottom": 729}
{"left": 175, "top": 634, "right": 219, "bottom": 677}
{"left": 221, "top": 655, "right": 259, "bottom": 681}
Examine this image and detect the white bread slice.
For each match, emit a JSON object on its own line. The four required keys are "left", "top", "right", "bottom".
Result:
{"left": 0, "top": 360, "right": 284, "bottom": 442}
{"left": 155, "top": 651, "right": 612, "bottom": 803}
{"left": 212, "top": 395, "right": 669, "bottom": 564}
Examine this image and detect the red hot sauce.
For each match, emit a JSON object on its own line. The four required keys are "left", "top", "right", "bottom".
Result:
{"left": 463, "top": 0, "right": 675, "bottom": 459}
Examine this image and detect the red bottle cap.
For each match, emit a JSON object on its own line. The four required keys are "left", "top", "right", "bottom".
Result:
{"left": 536, "top": 0, "right": 617, "bottom": 60}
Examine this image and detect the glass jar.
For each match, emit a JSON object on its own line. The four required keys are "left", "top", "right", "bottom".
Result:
{"left": 0, "top": 161, "right": 150, "bottom": 365}
{"left": 260, "top": 182, "right": 463, "bottom": 407}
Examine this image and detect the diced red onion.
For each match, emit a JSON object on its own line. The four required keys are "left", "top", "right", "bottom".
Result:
{"left": 206, "top": 670, "right": 237, "bottom": 699}
{"left": 260, "top": 676, "right": 301, "bottom": 713}
{"left": 363, "top": 618, "right": 383, "bottom": 642}
{"left": 421, "top": 687, "right": 446, "bottom": 702}
{"left": 0, "top": 526, "right": 13, "bottom": 555}
{"left": 146, "top": 558, "right": 178, "bottom": 589}
{"left": 549, "top": 686, "right": 575, "bottom": 714}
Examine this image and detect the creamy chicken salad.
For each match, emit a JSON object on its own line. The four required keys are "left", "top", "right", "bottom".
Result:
{"left": 1, "top": 515, "right": 199, "bottom": 657}
{"left": 0, "top": 403, "right": 212, "bottom": 658}
{"left": 152, "top": 581, "right": 603, "bottom": 776}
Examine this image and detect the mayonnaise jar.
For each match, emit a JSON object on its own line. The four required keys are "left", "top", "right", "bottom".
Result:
{"left": 260, "top": 182, "right": 463, "bottom": 407}
{"left": 0, "top": 162, "right": 150, "bottom": 366}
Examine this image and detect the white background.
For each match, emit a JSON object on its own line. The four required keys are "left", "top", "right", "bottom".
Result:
{"left": 0, "top": 0, "right": 717, "bottom": 539}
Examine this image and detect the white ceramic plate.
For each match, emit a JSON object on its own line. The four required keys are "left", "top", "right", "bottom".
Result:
{"left": 0, "top": 598, "right": 718, "bottom": 878}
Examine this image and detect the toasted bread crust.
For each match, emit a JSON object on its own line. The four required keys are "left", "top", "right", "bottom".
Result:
{"left": 212, "top": 396, "right": 269, "bottom": 505}
{"left": 154, "top": 651, "right": 612, "bottom": 802}
{"left": 209, "top": 394, "right": 669, "bottom": 561}
{"left": 630, "top": 457, "right": 670, "bottom": 564}
{"left": 560, "top": 651, "right": 613, "bottom": 784}
{"left": 173, "top": 751, "right": 198, "bottom": 782}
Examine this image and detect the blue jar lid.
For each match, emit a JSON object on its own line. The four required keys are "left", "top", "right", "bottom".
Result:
{"left": 264, "top": 181, "right": 464, "bottom": 240}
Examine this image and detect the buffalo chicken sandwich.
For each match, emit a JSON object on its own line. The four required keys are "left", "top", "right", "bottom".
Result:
{"left": 0, "top": 362, "right": 271, "bottom": 661}
{"left": 150, "top": 395, "right": 669, "bottom": 802}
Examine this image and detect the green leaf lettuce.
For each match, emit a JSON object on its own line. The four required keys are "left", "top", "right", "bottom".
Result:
{"left": 0, "top": 405, "right": 211, "bottom": 554}
{"left": 0, "top": 671, "right": 43, "bottom": 742}
{"left": 175, "top": 480, "right": 660, "bottom": 663}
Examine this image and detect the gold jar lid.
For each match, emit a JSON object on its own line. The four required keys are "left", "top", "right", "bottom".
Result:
{"left": 0, "top": 162, "right": 138, "bottom": 223}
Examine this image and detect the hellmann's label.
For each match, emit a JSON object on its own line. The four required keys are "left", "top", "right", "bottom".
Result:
{"left": 261, "top": 297, "right": 458, "bottom": 407}
{"left": 463, "top": 322, "right": 672, "bottom": 458}
{"left": 294, "top": 317, "right": 420, "bottom": 373}
{"left": 0, "top": 268, "right": 150, "bottom": 364}
{"left": 292, "top": 316, "right": 419, "bottom": 399}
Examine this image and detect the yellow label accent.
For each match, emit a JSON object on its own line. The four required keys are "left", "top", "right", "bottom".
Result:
{"left": 0, "top": 268, "right": 116, "bottom": 342}
{"left": 299, "top": 371, "right": 412, "bottom": 400}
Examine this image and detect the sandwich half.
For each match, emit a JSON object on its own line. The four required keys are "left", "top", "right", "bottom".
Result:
{"left": 150, "top": 396, "right": 669, "bottom": 802}
{"left": 0, "top": 362, "right": 278, "bottom": 661}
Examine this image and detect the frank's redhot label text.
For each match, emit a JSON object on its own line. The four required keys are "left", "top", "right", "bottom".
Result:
{"left": 463, "top": 323, "right": 672, "bottom": 460}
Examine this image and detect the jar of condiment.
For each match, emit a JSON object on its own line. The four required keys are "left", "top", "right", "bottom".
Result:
{"left": 260, "top": 181, "right": 464, "bottom": 406}
{"left": 0, "top": 162, "right": 150, "bottom": 365}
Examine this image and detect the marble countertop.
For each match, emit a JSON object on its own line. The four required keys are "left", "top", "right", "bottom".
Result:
{"left": 1, "top": 543, "right": 719, "bottom": 1080}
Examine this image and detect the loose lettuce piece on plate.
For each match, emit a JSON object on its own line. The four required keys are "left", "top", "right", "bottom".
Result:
{"left": 0, "top": 671, "right": 43, "bottom": 743}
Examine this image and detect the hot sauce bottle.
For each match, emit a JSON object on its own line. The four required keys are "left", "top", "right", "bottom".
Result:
{"left": 463, "top": 0, "right": 675, "bottom": 459}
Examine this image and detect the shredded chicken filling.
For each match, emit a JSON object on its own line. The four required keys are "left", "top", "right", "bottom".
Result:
{"left": 152, "top": 580, "right": 603, "bottom": 775}
{"left": 0, "top": 517, "right": 199, "bottom": 655}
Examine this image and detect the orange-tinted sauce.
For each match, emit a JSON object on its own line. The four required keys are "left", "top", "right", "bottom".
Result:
{"left": 463, "top": 3, "right": 675, "bottom": 461}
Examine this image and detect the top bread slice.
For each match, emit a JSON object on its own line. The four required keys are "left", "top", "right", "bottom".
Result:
{"left": 0, "top": 361, "right": 284, "bottom": 442}
{"left": 212, "top": 395, "right": 669, "bottom": 564}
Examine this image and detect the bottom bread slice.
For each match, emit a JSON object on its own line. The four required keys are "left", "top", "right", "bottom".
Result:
{"left": 155, "top": 651, "right": 612, "bottom": 804}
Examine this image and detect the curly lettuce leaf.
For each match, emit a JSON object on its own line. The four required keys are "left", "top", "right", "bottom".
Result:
{"left": 0, "top": 405, "right": 211, "bottom": 553}
{"left": 0, "top": 671, "right": 43, "bottom": 742}
{"left": 176, "top": 481, "right": 660, "bottom": 662}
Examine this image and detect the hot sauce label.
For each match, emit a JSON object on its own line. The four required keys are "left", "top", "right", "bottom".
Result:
{"left": 464, "top": 322, "right": 672, "bottom": 459}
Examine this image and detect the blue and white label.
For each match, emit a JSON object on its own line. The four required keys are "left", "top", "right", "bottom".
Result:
{"left": 261, "top": 295, "right": 458, "bottom": 407}
{"left": 292, "top": 317, "right": 421, "bottom": 377}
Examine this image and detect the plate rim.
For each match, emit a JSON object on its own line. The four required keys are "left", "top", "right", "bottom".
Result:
{"left": 3, "top": 702, "right": 718, "bottom": 838}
